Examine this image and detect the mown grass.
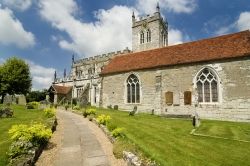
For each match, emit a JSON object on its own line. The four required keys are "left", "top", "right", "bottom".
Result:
{"left": 0, "top": 104, "right": 48, "bottom": 166}
{"left": 95, "top": 107, "right": 250, "bottom": 166}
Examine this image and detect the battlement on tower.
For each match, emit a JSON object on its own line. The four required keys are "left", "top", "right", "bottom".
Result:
{"left": 132, "top": 12, "right": 165, "bottom": 28}
{"left": 73, "top": 47, "right": 131, "bottom": 66}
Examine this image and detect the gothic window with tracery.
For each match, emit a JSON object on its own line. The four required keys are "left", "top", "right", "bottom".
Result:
{"left": 127, "top": 74, "right": 140, "bottom": 103}
{"left": 196, "top": 68, "right": 219, "bottom": 103}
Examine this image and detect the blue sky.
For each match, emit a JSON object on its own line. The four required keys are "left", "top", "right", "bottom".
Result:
{"left": 0, "top": 0, "right": 250, "bottom": 90}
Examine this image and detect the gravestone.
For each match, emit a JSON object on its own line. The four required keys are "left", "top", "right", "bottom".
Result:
{"left": 45, "top": 94, "right": 49, "bottom": 101}
{"left": 3, "top": 95, "right": 14, "bottom": 104}
{"left": 129, "top": 106, "right": 137, "bottom": 116}
{"left": 192, "top": 112, "right": 200, "bottom": 127}
{"left": 17, "top": 95, "right": 27, "bottom": 105}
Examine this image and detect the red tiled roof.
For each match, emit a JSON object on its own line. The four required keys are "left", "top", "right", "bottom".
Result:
{"left": 52, "top": 85, "right": 72, "bottom": 94}
{"left": 101, "top": 30, "right": 250, "bottom": 75}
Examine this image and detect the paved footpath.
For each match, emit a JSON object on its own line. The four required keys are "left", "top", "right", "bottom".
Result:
{"left": 53, "top": 110, "right": 110, "bottom": 166}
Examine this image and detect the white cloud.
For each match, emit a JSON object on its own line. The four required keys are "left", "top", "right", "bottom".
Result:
{"left": 38, "top": 0, "right": 133, "bottom": 57}
{"left": 236, "top": 12, "right": 250, "bottom": 31}
{"left": 168, "top": 28, "right": 189, "bottom": 45}
{"left": 0, "top": 8, "right": 35, "bottom": 48}
{"left": 136, "top": 0, "right": 197, "bottom": 14}
{"left": 27, "top": 60, "right": 55, "bottom": 90}
{"left": 214, "top": 24, "right": 235, "bottom": 35}
{"left": 2, "top": 0, "right": 32, "bottom": 11}
{"left": 206, "top": 11, "right": 250, "bottom": 36}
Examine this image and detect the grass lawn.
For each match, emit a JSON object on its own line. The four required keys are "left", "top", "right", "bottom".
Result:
{"left": 0, "top": 104, "right": 49, "bottom": 166}
{"left": 95, "top": 107, "right": 250, "bottom": 166}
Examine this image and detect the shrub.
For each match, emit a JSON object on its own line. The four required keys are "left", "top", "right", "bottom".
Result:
{"left": 73, "top": 105, "right": 80, "bottom": 110}
{"left": 8, "top": 124, "right": 52, "bottom": 145}
{"left": 29, "top": 101, "right": 40, "bottom": 109}
{"left": 107, "top": 123, "right": 117, "bottom": 131}
{"left": 83, "top": 108, "right": 96, "bottom": 118}
{"left": 86, "top": 108, "right": 96, "bottom": 115}
{"left": 111, "top": 127, "right": 125, "bottom": 138}
{"left": 8, "top": 124, "right": 52, "bottom": 159}
{"left": 0, "top": 107, "right": 13, "bottom": 118}
{"left": 72, "top": 98, "right": 78, "bottom": 105}
{"left": 83, "top": 111, "right": 88, "bottom": 118}
{"left": 96, "top": 114, "right": 111, "bottom": 125}
{"left": 26, "top": 103, "right": 34, "bottom": 109}
{"left": 65, "top": 104, "right": 69, "bottom": 110}
{"left": 44, "top": 108, "right": 56, "bottom": 118}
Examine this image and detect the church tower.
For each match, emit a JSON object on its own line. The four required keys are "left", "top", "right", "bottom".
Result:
{"left": 132, "top": 3, "right": 168, "bottom": 52}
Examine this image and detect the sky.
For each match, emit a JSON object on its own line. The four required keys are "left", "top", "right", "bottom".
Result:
{"left": 0, "top": 0, "right": 250, "bottom": 90}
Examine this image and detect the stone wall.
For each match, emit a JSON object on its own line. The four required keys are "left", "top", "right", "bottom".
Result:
{"left": 53, "top": 48, "right": 131, "bottom": 107}
{"left": 102, "top": 57, "right": 250, "bottom": 121}
{"left": 132, "top": 12, "right": 168, "bottom": 52}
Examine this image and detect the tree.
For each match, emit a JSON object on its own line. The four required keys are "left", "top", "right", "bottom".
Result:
{"left": 26, "top": 90, "right": 47, "bottom": 102}
{"left": 0, "top": 57, "right": 32, "bottom": 103}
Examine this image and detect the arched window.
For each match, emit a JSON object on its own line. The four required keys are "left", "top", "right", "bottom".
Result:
{"left": 140, "top": 31, "right": 144, "bottom": 44}
{"left": 127, "top": 74, "right": 140, "bottom": 103}
{"left": 146, "top": 29, "right": 151, "bottom": 42}
{"left": 196, "top": 68, "right": 219, "bottom": 103}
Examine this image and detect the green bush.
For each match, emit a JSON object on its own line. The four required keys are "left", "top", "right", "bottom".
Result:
{"left": 83, "top": 111, "right": 88, "bottom": 118}
{"left": 73, "top": 105, "right": 80, "bottom": 110}
{"left": 26, "top": 103, "right": 34, "bottom": 109}
{"left": 29, "top": 101, "right": 40, "bottom": 109}
{"left": 8, "top": 124, "right": 52, "bottom": 159}
{"left": 83, "top": 108, "right": 96, "bottom": 118}
{"left": 44, "top": 107, "right": 56, "bottom": 118}
{"left": 96, "top": 114, "right": 111, "bottom": 125}
{"left": 111, "top": 127, "right": 125, "bottom": 138}
{"left": 107, "top": 122, "right": 117, "bottom": 131}
{"left": 86, "top": 108, "right": 96, "bottom": 115}
{"left": 65, "top": 104, "right": 69, "bottom": 110}
{"left": 8, "top": 124, "right": 52, "bottom": 144}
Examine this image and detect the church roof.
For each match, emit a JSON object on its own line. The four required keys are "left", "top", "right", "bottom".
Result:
{"left": 101, "top": 30, "right": 250, "bottom": 75}
{"left": 51, "top": 85, "right": 72, "bottom": 95}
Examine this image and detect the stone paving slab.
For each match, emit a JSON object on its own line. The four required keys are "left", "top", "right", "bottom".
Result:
{"left": 54, "top": 110, "right": 110, "bottom": 166}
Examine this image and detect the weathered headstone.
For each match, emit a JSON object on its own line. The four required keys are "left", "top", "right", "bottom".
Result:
{"left": 129, "top": 106, "right": 137, "bottom": 116}
{"left": 46, "top": 94, "right": 49, "bottom": 101}
{"left": 192, "top": 112, "right": 200, "bottom": 127}
{"left": 17, "top": 95, "right": 27, "bottom": 105}
{"left": 3, "top": 95, "right": 14, "bottom": 104}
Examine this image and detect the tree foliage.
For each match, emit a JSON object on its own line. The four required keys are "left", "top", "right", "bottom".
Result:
{"left": 0, "top": 57, "right": 32, "bottom": 102}
{"left": 26, "top": 90, "right": 47, "bottom": 102}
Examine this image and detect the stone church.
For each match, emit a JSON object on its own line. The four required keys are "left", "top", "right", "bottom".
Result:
{"left": 51, "top": 5, "right": 250, "bottom": 121}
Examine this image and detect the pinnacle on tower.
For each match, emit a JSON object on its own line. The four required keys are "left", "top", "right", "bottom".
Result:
{"left": 54, "top": 70, "right": 57, "bottom": 82}
{"left": 156, "top": 2, "right": 160, "bottom": 12}
{"left": 132, "top": 11, "right": 135, "bottom": 23}
{"left": 64, "top": 68, "right": 66, "bottom": 78}
{"left": 72, "top": 54, "right": 75, "bottom": 66}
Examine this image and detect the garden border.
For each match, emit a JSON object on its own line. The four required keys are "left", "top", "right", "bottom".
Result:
{"left": 12, "top": 118, "right": 58, "bottom": 166}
